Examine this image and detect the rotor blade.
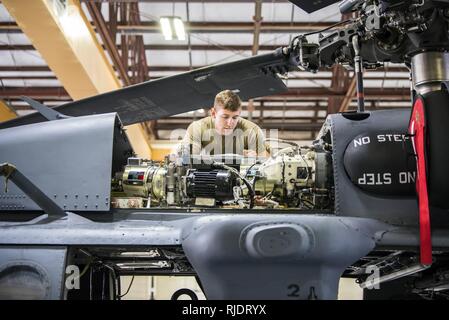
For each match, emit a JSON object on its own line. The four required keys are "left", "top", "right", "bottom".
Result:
{"left": 0, "top": 48, "right": 292, "bottom": 129}
{"left": 288, "top": 0, "right": 340, "bottom": 13}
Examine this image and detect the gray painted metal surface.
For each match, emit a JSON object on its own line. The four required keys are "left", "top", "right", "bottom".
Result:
{"left": 0, "top": 212, "right": 190, "bottom": 246}
{"left": 377, "top": 227, "right": 449, "bottom": 249}
{"left": 1, "top": 108, "right": 449, "bottom": 299}
{"left": 0, "top": 246, "right": 67, "bottom": 300}
{"left": 0, "top": 211, "right": 394, "bottom": 299}
{"left": 1, "top": 210, "right": 449, "bottom": 299}
{"left": 0, "top": 163, "right": 66, "bottom": 217}
{"left": 181, "top": 214, "right": 389, "bottom": 300}
{"left": 329, "top": 109, "right": 449, "bottom": 227}
{"left": 0, "top": 113, "right": 131, "bottom": 212}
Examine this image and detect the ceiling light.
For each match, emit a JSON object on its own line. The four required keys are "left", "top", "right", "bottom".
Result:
{"left": 159, "top": 16, "right": 185, "bottom": 41}
{"left": 173, "top": 17, "right": 186, "bottom": 41}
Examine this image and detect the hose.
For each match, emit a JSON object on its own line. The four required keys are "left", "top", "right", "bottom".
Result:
{"left": 213, "top": 162, "right": 255, "bottom": 208}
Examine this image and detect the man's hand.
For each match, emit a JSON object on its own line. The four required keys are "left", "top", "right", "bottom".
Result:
{"left": 243, "top": 149, "right": 257, "bottom": 157}
{"left": 243, "top": 149, "right": 270, "bottom": 158}
{"left": 254, "top": 195, "right": 265, "bottom": 206}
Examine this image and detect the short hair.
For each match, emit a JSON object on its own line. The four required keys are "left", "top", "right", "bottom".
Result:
{"left": 214, "top": 90, "right": 242, "bottom": 111}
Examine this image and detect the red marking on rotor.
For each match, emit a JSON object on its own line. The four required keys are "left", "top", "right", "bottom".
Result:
{"left": 409, "top": 98, "right": 432, "bottom": 266}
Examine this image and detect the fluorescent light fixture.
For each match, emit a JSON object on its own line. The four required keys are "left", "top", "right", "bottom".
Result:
{"left": 159, "top": 17, "right": 172, "bottom": 40}
{"left": 159, "top": 16, "right": 185, "bottom": 41}
{"left": 173, "top": 17, "right": 186, "bottom": 41}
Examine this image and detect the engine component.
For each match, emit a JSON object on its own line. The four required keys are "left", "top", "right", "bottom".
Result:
{"left": 294, "top": 0, "right": 449, "bottom": 72}
{"left": 186, "top": 169, "right": 236, "bottom": 202}
{"left": 250, "top": 147, "right": 333, "bottom": 208}
{"left": 121, "top": 158, "right": 167, "bottom": 201}
{"left": 113, "top": 141, "right": 334, "bottom": 210}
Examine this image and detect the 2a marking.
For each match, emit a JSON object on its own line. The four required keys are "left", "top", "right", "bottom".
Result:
{"left": 287, "top": 284, "right": 300, "bottom": 297}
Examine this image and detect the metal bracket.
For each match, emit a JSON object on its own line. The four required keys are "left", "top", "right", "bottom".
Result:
{"left": 0, "top": 163, "right": 66, "bottom": 217}
{"left": 20, "top": 96, "right": 70, "bottom": 121}
{"left": 0, "top": 163, "right": 15, "bottom": 193}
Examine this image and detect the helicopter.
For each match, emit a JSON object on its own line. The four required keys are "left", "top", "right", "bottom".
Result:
{"left": 1, "top": 0, "right": 449, "bottom": 300}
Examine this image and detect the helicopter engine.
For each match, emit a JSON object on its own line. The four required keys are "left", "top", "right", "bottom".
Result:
{"left": 112, "top": 142, "right": 334, "bottom": 210}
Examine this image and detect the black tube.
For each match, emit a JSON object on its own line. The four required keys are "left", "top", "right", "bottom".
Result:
{"left": 355, "top": 56, "right": 365, "bottom": 112}
{"left": 213, "top": 162, "right": 255, "bottom": 208}
{"left": 352, "top": 36, "right": 365, "bottom": 113}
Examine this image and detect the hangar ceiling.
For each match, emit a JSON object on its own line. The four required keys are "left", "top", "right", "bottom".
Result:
{"left": 0, "top": 0, "right": 411, "bottom": 141}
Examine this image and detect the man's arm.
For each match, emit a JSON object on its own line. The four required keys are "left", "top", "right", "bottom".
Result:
{"left": 179, "top": 121, "right": 203, "bottom": 155}
{"left": 246, "top": 125, "right": 270, "bottom": 157}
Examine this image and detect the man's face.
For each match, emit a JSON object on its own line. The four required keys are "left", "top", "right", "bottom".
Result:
{"left": 211, "top": 105, "right": 241, "bottom": 135}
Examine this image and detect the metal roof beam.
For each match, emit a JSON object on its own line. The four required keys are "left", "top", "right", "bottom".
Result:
{"left": 85, "top": 1, "right": 131, "bottom": 86}
{"left": 0, "top": 21, "right": 336, "bottom": 34}
{"left": 118, "top": 21, "right": 335, "bottom": 34}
